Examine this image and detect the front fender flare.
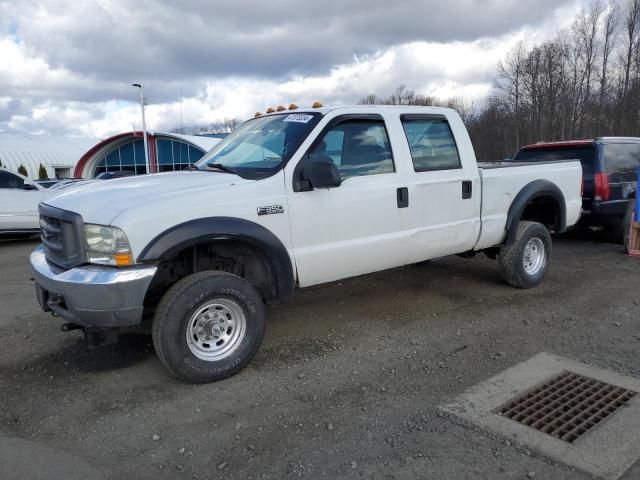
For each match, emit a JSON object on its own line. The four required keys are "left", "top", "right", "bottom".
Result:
{"left": 138, "top": 217, "right": 295, "bottom": 302}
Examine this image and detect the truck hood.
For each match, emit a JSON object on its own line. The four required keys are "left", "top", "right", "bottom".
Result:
{"left": 44, "top": 171, "right": 250, "bottom": 225}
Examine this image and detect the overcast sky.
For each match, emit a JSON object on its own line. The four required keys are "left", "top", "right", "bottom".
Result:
{"left": 0, "top": 0, "right": 589, "bottom": 138}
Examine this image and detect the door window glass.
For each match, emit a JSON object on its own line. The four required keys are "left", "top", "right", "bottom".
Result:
{"left": 308, "top": 120, "right": 394, "bottom": 179}
{"left": 0, "top": 171, "right": 25, "bottom": 189}
{"left": 401, "top": 117, "right": 461, "bottom": 171}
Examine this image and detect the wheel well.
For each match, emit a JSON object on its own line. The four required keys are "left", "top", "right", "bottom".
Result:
{"left": 519, "top": 195, "right": 562, "bottom": 232}
{"left": 143, "top": 240, "right": 275, "bottom": 309}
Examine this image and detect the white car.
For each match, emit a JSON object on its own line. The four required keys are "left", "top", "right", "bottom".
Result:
{"left": 30, "top": 105, "right": 582, "bottom": 383}
{"left": 0, "top": 168, "right": 48, "bottom": 238}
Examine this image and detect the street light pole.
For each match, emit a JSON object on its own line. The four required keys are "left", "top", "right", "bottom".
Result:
{"left": 132, "top": 83, "right": 150, "bottom": 174}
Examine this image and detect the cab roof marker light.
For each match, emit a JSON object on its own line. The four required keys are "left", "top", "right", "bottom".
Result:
{"left": 312, "top": 101, "right": 323, "bottom": 108}
{"left": 266, "top": 107, "right": 275, "bottom": 113}
{"left": 254, "top": 112, "right": 263, "bottom": 117}
{"left": 288, "top": 103, "right": 298, "bottom": 110}
{"left": 276, "top": 105, "right": 286, "bottom": 112}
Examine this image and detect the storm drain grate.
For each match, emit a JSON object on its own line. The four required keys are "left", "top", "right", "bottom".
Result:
{"left": 497, "top": 371, "right": 636, "bottom": 443}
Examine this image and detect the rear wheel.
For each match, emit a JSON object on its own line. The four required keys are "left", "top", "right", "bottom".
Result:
{"left": 152, "top": 271, "right": 266, "bottom": 383}
{"left": 499, "top": 221, "right": 551, "bottom": 289}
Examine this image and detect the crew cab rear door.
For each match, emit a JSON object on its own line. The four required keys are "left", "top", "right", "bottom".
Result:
{"left": 285, "top": 113, "right": 411, "bottom": 287}
{"left": 399, "top": 114, "right": 481, "bottom": 261}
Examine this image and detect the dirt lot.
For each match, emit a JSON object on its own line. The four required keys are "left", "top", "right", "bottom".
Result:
{"left": 1, "top": 232, "right": 639, "bottom": 480}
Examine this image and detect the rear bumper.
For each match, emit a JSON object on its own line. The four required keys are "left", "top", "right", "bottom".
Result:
{"left": 30, "top": 246, "right": 157, "bottom": 328}
{"left": 582, "top": 199, "right": 631, "bottom": 223}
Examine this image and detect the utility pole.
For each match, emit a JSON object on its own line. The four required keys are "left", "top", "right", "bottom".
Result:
{"left": 132, "top": 83, "right": 150, "bottom": 174}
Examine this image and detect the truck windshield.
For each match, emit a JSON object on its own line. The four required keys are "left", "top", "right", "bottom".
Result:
{"left": 196, "top": 112, "right": 322, "bottom": 178}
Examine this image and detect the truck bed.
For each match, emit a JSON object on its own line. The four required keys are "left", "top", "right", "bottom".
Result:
{"left": 474, "top": 160, "right": 583, "bottom": 250}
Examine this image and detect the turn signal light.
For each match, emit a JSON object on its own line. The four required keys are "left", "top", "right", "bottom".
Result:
{"left": 312, "top": 101, "right": 323, "bottom": 108}
{"left": 114, "top": 253, "right": 133, "bottom": 266}
{"left": 288, "top": 103, "right": 298, "bottom": 110}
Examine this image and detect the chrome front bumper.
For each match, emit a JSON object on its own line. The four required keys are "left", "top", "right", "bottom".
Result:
{"left": 30, "top": 246, "right": 157, "bottom": 328}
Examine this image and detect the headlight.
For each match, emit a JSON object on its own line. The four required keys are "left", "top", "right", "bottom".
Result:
{"left": 83, "top": 224, "right": 133, "bottom": 266}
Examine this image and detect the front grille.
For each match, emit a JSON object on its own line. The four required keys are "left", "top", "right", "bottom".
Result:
{"left": 39, "top": 204, "right": 86, "bottom": 269}
{"left": 498, "top": 371, "right": 636, "bottom": 443}
{"left": 40, "top": 215, "right": 64, "bottom": 254}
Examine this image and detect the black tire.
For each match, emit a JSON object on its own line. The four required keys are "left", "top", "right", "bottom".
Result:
{"left": 623, "top": 200, "right": 634, "bottom": 253}
{"left": 604, "top": 202, "right": 632, "bottom": 245}
{"left": 498, "top": 221, "right": 552, "bottom": 289}
{"left": 152, "top": 271, "right": 265, "bottom": 383}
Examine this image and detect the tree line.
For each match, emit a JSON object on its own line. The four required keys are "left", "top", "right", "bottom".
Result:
{"left": 170, "top": 118, "right": 242, "bottom": 136}
{"left": 362, "top": 0, "right": 640, "bottom": 160}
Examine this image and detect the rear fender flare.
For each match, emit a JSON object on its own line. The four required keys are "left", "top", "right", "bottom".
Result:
{"left": 505, "top": 180, "right": 566, "bottom": 245}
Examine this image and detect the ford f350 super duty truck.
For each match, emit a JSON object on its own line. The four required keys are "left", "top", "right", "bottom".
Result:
{"left": 30, "top": 105, "right": 582, "bottom": 383}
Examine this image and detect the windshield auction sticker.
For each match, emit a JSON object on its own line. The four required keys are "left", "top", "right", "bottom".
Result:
{"left": 283, "top": 114, "right": 314, "bottom": 123}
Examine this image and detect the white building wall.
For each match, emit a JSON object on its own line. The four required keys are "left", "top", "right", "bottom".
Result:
{"left": 0, "top": 132, "right": 97, "bottom": 179}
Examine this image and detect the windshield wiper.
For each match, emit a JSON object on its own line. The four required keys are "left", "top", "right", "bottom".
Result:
{"left": 206, "top": 163, "right": 239, "bottom": 175}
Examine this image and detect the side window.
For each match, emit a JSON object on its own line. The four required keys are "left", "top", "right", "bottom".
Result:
{"left": 0, "top": 171, "right": 25, "bottom": 189}
{"left": 603, "top": 143, "right": 640, "bottom": 173}
{"left": 401, "top": 117, "right": 461, "bottom": 172}
{"left": 308, "top": 120, "right": 394, "bottom": 179}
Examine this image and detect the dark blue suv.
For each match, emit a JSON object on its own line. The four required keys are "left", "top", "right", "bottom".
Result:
{"left": 513, "top": 138, "right": 638, "bottom": 246}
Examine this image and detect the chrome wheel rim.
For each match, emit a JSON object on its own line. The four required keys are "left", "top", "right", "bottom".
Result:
{"left": 523, "top": 237, "right": 546, "bottom": 276}
{"left": 186, "top": 299, "right": 246, "bottom": 361}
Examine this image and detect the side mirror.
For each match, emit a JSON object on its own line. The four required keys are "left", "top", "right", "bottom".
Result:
{"left": 305, "top": 159, "right": 341, "bottom": 189}
{"left": 21, "top": 183, "right": 37, "bottom": 191}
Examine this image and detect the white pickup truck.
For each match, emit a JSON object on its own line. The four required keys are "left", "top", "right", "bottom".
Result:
{"left": 30, "top": 105, "right": 582, "bottom": 383}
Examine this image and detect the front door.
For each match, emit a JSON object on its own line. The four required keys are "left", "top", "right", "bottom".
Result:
{"left": 285, "top": 115, "right": 412, "bottom": 287}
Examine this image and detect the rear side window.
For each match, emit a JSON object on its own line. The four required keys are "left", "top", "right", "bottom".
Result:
{"left": 513, "top": 146, "right": 596, "bottom": 174}
{"left": 400, "top": 117, "right": 461, "bottom": 172}
{"left": 603, "top": 143, "right": 640, "bottom": 173}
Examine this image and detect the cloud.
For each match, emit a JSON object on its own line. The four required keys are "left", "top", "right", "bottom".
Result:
{"left": 3, "top": 0, "right": 579, "bottom": 80}
{"left": 0, "top": 0, "right": 588, "bottom": 137}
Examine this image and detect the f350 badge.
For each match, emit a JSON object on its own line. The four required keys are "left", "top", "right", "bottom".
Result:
{"left": 257, "top": 205, "right": 284, "bottom": 216}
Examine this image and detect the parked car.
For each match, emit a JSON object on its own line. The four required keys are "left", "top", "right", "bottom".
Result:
{"left": 0, "top": 168, "right": 49, "bottom": 238}
{"left": 48, "top": 178, "right": 92, "bottom": 191}
{"left": 95, "top": 170, "right": 135, "bottom": 180}
{"left": 513, "top": 138, "right": 639, "bottom": 246}
{"left": 30, "top": 105, "right": 582, "bottom": 383}
{"left": 35, "top": 179, "right": 63, "bottom": 189}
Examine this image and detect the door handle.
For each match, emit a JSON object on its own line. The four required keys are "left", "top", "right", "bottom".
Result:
{"left": 462, "top": 181, "right": 472, "bottom": 199}
{"left": 397, "top": 187, "right": 409, "bottom": 208}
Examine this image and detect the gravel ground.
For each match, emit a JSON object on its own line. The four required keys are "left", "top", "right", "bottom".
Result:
{"left": 0, "top": 232, "right": 639, "bottom": 480}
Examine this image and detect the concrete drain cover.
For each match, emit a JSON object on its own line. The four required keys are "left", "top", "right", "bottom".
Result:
{"left": 498, "top": 371, "right": 636, "bottom": 444}
{"left": 441, "top": 353, "right": 640, "bottom": 480}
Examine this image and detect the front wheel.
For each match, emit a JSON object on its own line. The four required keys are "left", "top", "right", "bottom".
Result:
{"left": 499, "top": 221, "right": 551, "bottom": 288}
{"left": 152, "top": 271, "right": 266, "bottom": 383}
